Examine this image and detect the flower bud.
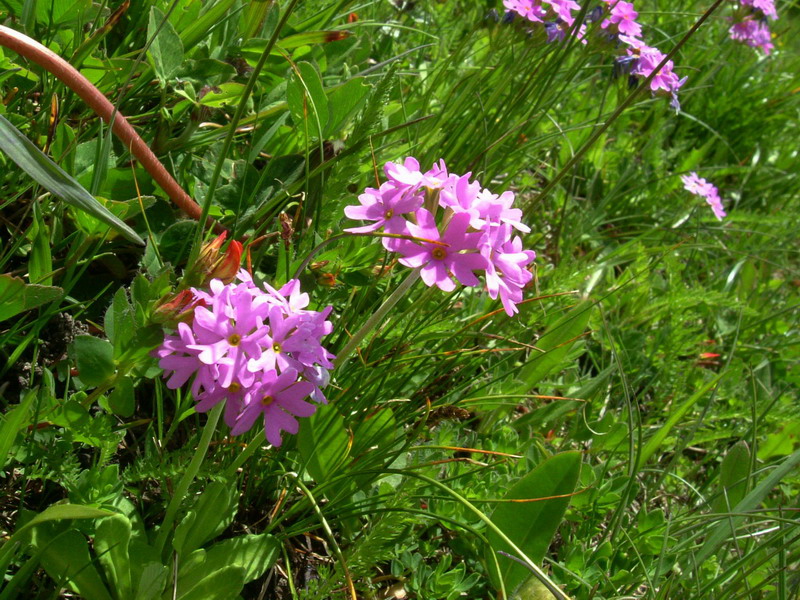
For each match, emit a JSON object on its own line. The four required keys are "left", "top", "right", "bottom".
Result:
{"left": 193, "top": 232, "right": 244, "bottom": 286}
{"left": 152, "top": 289, "right": 203, "bottom": 325}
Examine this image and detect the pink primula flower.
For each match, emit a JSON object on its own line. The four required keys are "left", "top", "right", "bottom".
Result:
{"left": 344, "top": 158, "right": 537, "bottom": 315}
{"left": 154, "top": 271, "right": 334, "bottom": 446}
{"left": 681, "top": 172, "right": 727, "bottom": 221}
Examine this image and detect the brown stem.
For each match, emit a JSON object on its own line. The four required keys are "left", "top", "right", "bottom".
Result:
{"left": 0, "top": 25, "right": 219, "bottom": 229}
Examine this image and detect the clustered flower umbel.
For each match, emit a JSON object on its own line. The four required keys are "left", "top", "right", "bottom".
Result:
{"left": 729, "top": 0, "right": 778, "bottom": 55}
{"left": 345, "top": 158, "right": 536, "bottom": 316}
{"left": 501, "top": 0, "right": 688, "bottom": 109}
{"left": 153, "top": 236, "right": 334, "bottom": 447}
{"left": 681, "top": 172, "right": 726, "bottom": 221}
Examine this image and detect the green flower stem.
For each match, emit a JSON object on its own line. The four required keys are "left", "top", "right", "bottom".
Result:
{"left": 154, "top": 403, "right": 223, "bottom": 557}
{"left": 223, "top": 432, "right": 263, "bottom": 479}
{"left": 334, "top": 269, "right": 421, "bottom": 368}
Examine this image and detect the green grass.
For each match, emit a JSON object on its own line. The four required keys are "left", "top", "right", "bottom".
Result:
{"left": 0, "top": 1, "right": 798, "bottom": 599}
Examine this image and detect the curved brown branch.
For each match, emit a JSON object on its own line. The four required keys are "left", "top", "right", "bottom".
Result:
{"left": 0, "top": 25, "right": 218, "bottom": 229}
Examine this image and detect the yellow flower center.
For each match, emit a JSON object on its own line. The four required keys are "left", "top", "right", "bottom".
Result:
{"left": 228, "top": 382, "right": 241, "bottom": 393}
{"left": 228, "top": 334, "right": 241, "bottom": 346}
{"left": 261, "top": 395, "right": 275, "bottom": 407}
{"left": 431, "top": 247, "right": 447, "bottom": 261}
{"left": 384, "top": 209, "right": 394, "bottom": 219}
{"left": 273, "top": 342, "right": 281, "bottom": 353}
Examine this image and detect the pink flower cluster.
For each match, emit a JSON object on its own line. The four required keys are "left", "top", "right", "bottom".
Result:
{"left": 345, "top": 158, "right": 536, "bottom": 316}
{"left": 729, "top": 0, "right": 777, "bottom": 55}
{"left": 502, "top": 0, "right": 687, "bottom": 109}
{"left": 154, "top": 271, "right": 335, "bottom": 447}
{"left": 680, "top": 172, "right": 726, "bottom": 221}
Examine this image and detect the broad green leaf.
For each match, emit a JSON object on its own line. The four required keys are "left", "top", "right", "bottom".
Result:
{"left": 185, "top": 534, "right": 280, "bottom": 584}
{"left": 276, "top": 30, "right": 351, "bottom": 52}
{"left": 485, "top": 452, "right": 582, "bottom": 594}
{"left": 0, "top": 274, "right": 62, "bottom": 322}
{"left": 73, "top": 335, "right": 115, "bottom": 387}
{"left": 198, "top": 83, "right": 245, "bottom": 108}
{"left": 107, "top": 376, "right": 135, "bottom": 418}
{"left": 173, "top": 481, "right": 239, "bottom": 555}
{"left": 133, "top": 562, "right": 168, "bottom": 600}
{"left": 513, "top": 301, "right": 593, "bottom": 394}
{"left": 94, "top": 515, "right": 133, "bottom": 600}
{"left": 712, "top": 441, "right": 751, "bottom": 513}
{"left": 697, "top": 448, "right": 800, "bottom": 564}
{"left": 176, "top": 565, "right": 246, "bottom": 600}
{"left": 325, "top": 78, "right": 371, "bottom": 137}
{"left": 0, "top": 115, "right": 144, "bottom": 245}
{"left": 0, "top": 388, "right": 36, "bottom": 468}
{"left": 298, "top": 403, "right": 350, "bottom": 484}
{"left": 147, "top": 7, "right": 185, "bottom": 85}
{"left": 287, "top": 61, "right": 328, "bottom": 138}
{"left": 757, "top": 421, "right": 800, "bottom": 460}
{"left": 28, "top": 529, "right": 112, "bottom": 600}
{"left": 105, "top": 287, "right": 136, "bottom": 355}
{"left": 0, "top": 504, "right": 110, "bottom": 572}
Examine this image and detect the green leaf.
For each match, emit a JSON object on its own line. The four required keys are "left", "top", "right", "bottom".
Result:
{"left": 697, "top": 448, "right": 800, "bottom": 564}
{"left": 0, "top": 274, "right": 63, "bottom": 322}
{"left": 133, "top": 562, "right": 168, "bottom": 600}
{"left": 108, "top": 376, "right": 135, "bottom": 418}
{"left": 1, "top": 504, "right": 113, "bottom": 599}
{"left": 29, "top": 200, "right": 52, "bottom": 285}
{"left": 73, "top": 335, "right": 115, "bottom": 387}
{"left": 297, "top": 403, "right": 350, "bottom": 485}
{"left": 104, "top": 287, "right": 136, "bottom": 355}
{"left": 28, "top": 529, "right": 113, "bottom": 600}
{"left": 176, "top": 565, "right": 246, "bottom": 600}
{"left": 325, "top": 78, "right": 371, "bottom": 138}
{"left": 181, "top": 534, "right": 280, "bottom": 585}
{"left": 513, "top": 301, "right": 593, "bottom": 394}
{"left": 0, "top": 388, "right": 36, "bottom": 468}
{"left": 173, "top": 481, "right": 239, "bottom": 555}
{"left": 287, "top": 61, "right": 328, "bottom": 139}
{"left": 485, "top": 452, "right": 582, "bottom": 594}
{"left": 636, "top": 374, "right": 723, "bottom": 470}
{"left": 240, "top": 0, "right": 275, "bottom": 41}
{"left": 147, "top": 7, "right": 185, "bottom": 85}
{"left": 94, "top": 515, "right": 133, "bottom": 600}
{"left": 712, "top": 441, "right": 751, "bottom": 513}
{"left": 0, "top": 115, "right": 144, "bottom": 245}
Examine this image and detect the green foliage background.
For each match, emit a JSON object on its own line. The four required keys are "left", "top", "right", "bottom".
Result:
{"left": 0, "top": 0, "right": 798, "bottom": 599}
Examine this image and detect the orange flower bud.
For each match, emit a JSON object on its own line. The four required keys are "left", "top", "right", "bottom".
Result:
{"left": 152, "top": 289, "right": 203, "bottom": 325}
{"left": 193, "top": 232, "right": 244, "bottom": 286}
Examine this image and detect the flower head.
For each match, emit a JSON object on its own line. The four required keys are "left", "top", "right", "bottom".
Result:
{"left": 681, "top": 172, "right": 726, "bottom": 221}
{"left": 344, "top": 158, "right": 536, "bottom": 315}
{"left": 153, "top": 270, "right": 334, "bottom": 446}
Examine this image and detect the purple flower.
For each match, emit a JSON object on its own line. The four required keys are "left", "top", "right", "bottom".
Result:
{"left": 398, "top": 210, "right": 487, "bottom": 292}
{"left": 153, "top": 270, "right": 334, "bottom": 446}
{"left": 681, "top": 172, "right": 727, "bottom": 221}
{"left": 346, "top": 157, "right": 537, "bottom": 315}
{"left": 232, "top": 369, "right": 316, "bottom": 447}
{"left": 742, "top": 0, "right": 778, "bottom": 20}
{"left": 602, "top": 0, "right": 642, "bottom": 38}
{"left": 620, "top": 37, "right": 687, "bottom": 109}
{"left": 729, "top": 18, "right": 774, "bottom": 55}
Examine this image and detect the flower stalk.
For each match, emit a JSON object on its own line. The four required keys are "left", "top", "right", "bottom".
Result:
{"left": 334, "top": 269, "right": 421, "bottom": 368}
